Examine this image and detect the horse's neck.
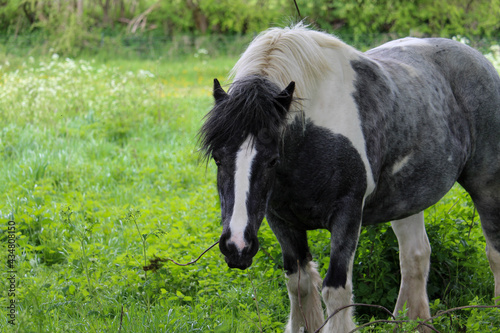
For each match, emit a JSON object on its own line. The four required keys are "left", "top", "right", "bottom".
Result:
{"left": 288, "top": 48, "right": 376, "bottom": 196}
{"left": 289, "top": 47, "right": 361, "bottom": 121}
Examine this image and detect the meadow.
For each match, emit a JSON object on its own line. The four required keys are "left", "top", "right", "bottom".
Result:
{"left": 1, "top": 42, "right": 500, "bottom": 332}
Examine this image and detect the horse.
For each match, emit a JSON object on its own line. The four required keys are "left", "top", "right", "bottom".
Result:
{"left": 198, "top": 24, "right": 500, "bottom": 332}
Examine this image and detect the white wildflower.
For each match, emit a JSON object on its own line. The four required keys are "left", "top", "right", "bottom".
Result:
{"left": 137, "top": 69, "right": 155, "bottom": 78}
{"left": 194, "top": 48, "right": 209, "bottom": 58}
{"left": 452, "top": 35, "right": 470, "bottom": 45}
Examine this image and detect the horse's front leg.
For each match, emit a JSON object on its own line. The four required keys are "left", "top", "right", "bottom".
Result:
{"left": 287, "top": 261, "right": 325, "bottom": 333}
{"left": 321, "top": 203, "right": 363, "bottom": 333}
{"left": 267, "top": 214, "right": 325, "bottom": 333}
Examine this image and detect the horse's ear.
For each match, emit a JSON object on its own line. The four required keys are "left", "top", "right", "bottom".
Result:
{"left": 213, "top": 78, "right": 228, "bottom": 103}
{"left": 275, "top": 81, "right": 295, "bottom": 113}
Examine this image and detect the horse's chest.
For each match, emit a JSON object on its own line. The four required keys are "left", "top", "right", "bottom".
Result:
{"left": 269, "top": 174, "right": 330, "bottom": 229}
{"left": 268, "top": 121, "right": 367, "bottom": 229}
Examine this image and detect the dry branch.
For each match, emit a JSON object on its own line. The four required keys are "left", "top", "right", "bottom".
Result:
{"left": 143, "top": 240, "right": 219, "bottom": 271}
{"left": 127, "top": 1, "right": 160, "bottom": 33}
{"left": 313, "top": 303, "right": 499, "bottom": 333}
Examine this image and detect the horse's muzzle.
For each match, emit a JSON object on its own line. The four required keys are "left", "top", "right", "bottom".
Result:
{"left": 219, "top": 231, "right": 259, "bottom": 270}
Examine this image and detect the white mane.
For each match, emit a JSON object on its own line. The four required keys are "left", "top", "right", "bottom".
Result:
{"left": 229, "top": 23, "right": 358, "bottom": 111}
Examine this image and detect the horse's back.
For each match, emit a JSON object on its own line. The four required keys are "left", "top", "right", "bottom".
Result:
{"left": 402, "top": 39, "right": 500, "bottom": 202}
{"left": 368, "top": 38, "right": 500, "bottom": 126}
{"left": 359, "top": 38, "right": 500, "bottom": 224}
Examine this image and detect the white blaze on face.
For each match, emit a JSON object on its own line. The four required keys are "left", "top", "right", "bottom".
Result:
{"left": 229, "top": 135, "right": 257, "bottom": 251}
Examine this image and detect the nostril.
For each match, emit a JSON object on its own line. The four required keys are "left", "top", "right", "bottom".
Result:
{"left": 219, "top": 233, "right": 230, "bottom": 254}
{"left": 220, "top": 231, "right": 243, "bottom": 257}
{"left": 245, "top": 236, "right": 259, "bottom": 257}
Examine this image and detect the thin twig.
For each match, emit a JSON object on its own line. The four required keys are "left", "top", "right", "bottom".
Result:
{"left": 143, "top": 240, "right": 220, "bottom": 271}
{"left": 348, "top": 319, "right": 440, "bottom": 333}
{"left": 293, "top": 0, "right": 302, "bottom": 19}
{"left": 260, "top": 247, "right": 284, "bottom": 270}
{"left": 314, "top": 303, "right": 395, "bottom": 333}
{"left": 314, "top": 303, "right": 499, "bottom": 333}
{"left": 421, "top": 304, "right": 500, "bottom": 326}
{"left": 249, "top": 273, "right": 263, "bottom": 333}
{"left": 467, "top": 205, "right": 476, "bottom": 240}
{"left": 297, "top": 260, "right": 309, "bottom": 332}
{"left": 446, "top": 198, "right": 461, "bottom": 215}
{"left": 118, "top": 305, "right": 124, "bottom": 332}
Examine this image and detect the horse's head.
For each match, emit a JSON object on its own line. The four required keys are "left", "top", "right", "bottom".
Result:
{"left": 199, "top": 76, "right": 295, "bottom": 269}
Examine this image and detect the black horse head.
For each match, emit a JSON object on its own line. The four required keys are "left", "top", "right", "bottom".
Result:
{"left": 199, "top": 76, "right": 295, "bottom": 269}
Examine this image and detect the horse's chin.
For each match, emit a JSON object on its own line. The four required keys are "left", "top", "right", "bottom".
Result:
{"left": 224, "top": 256, "right": 253, "bottom": 270}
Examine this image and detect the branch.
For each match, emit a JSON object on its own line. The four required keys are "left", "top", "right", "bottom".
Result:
{"left": 421, "top": 304, "right": 500, "bottom": 326}
{"left": 314, "top": 303, "right": 395, "bottom": 333}
{"left": 143, "top": 240, "right": 219, "bottom": 271}
{"left": 118, "top": 305, "right": 124, "bottom": 332}
{"left": 348, "top": 319, "right": 439, "bottom": 333}
{"left": 127, "top": 1, "right": 160, "bottom": 33}
{"left": 249, "top": 275, "right": 263, "bottom": 333}
{"left": 313, "top": 303, "right": 499, "bottom": 333}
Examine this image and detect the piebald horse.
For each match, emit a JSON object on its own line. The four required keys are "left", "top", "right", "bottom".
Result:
{"left": 199, "top": 24, "right": 500, "bottom": 332}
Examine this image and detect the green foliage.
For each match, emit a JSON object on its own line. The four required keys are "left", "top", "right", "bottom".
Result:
{"left": 1, "top": 48, "right": 499, "bottom": 332}
{"left": 153, "top": 0, "right": 292, "bottom": 35}
{"left": 298, "top": 0, "right": 500, "bottom": 37}
{"left": 1, "top": 1, "right": 500, "bottom": 57}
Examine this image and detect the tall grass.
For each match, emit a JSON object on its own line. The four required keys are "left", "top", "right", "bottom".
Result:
{"left": 0, "top": 44, "right": 499, "bottom": 332}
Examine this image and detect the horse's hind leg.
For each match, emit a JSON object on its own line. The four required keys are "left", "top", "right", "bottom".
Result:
{"left": 485, "top": 235, "right": 500, "bottom": 304}
{"left": 472, "top": 200, "right": 500, "bottom": 303}
{"left": 391, "top": 212, "right": 432, "bottom": 321}
{"left": 461, "top": 172, "right": 500, "bottom": 303}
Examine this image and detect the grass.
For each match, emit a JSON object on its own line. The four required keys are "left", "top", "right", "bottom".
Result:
{"left": 0, "top": 52, "right": 290, "bottom": 333}
{"left": 0, "top": 44, "right": 499, "bottom": 332}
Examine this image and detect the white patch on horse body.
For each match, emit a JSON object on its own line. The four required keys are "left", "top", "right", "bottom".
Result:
{"left": 228, "top": 135, "right": 257, "bottom": 251}
{"left": 306, "top": 48, "right": 376, "bottom": 196}
{"left": 391, "top": 153, "right": 413, "bottom": 175}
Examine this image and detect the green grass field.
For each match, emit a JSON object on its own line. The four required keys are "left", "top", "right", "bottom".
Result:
{"left": 1, "top": 46, "right": 499, "bottom": 332}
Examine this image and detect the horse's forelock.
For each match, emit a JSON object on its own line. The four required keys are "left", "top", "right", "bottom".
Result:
{"left": 198, "top": 76, "right": 289, "bottom": 161}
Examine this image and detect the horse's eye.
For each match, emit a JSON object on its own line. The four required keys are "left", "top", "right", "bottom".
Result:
{"left": 211, "top": 152, "right": 222, "bottom": 167}
{"left": 268, "top": 157, "right": 279, "bottom": 168}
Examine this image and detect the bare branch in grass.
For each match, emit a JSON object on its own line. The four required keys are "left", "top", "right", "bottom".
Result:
{"left": 314, "top": 303, "right": 499, "bottom": 333}
{"left": 143, "top": 240, "right": 220, "bottom": 271}
{"left": 421, "top": 304, "right": 500, "bottom": 326}
{"left": 249, "top": 273, "right": 264, "bottom": 333}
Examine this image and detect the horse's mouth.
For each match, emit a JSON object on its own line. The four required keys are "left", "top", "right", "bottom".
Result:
{"left": 224, "top": 255, "right": 253, "bottom": 270}
{"left": 219, "top": 231, "right": 259, "bottom": 270}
